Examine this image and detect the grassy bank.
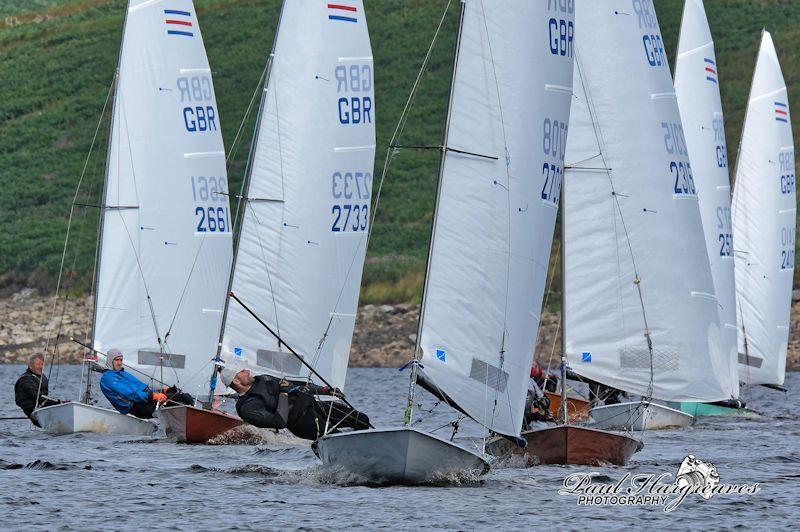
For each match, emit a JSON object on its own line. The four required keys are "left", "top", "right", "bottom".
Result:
{"left": 0, "top": 0, "right": 798, "bottom": 304}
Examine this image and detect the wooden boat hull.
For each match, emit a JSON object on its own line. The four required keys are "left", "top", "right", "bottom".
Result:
{"left": 545, "top": 391, "right": 590, "bottom": 421}
{"left": 312, "top": 427, "right": 489, "bottom": 485}
{"left": 590, "top": 401, "right": 695, "bottom": 430}
{"left": 678, "top": 402, "right": 758, "bottom": 417}
{"left": 155, "top": 404, "right": 245, "bottom": 444}
{"left": 486, "top": 425, "right": 643, "bottom": 466}
{"left": 32, "top": 401, "right": 157, "bottom": 436}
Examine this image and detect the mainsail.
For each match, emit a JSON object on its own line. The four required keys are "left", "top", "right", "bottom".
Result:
{"left": 563, "top": 0, "right": 735, "bottom": 402}
{"left": 416, "top": 0, "right": 575, "bottom": 437}
{"left": 220, "top": 1, "right": 375, "bottom": 390}
{"left": 732, "top": 30, "right": 795, "bottom": 386}
{"left": 674, "top": 0, "right": 739, "bottom": 397}
{"left": 93, "top": 0, "right": 232, "bottom": 396}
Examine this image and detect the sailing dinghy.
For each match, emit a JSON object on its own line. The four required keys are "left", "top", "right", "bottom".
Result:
{"left": 559, "top": 0, "right": 739, "bottom": 432}
{"left": 315, "top": 0, "right": 571, "bottom": 483}
{"left": 34, "top": 0, "right": 232, "bottom": 435}
{"left": 673, "top": 0, "right": 748, "bottom": 417}
{"left": 166, "top": 0, "right": 378, "bottom": 445}
{"left": 732, "top": 30, "right": 795, "bottom": 393}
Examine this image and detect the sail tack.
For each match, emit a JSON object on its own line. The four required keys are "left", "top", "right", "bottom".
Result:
{"left": 417, "top": 0, "right": 575, "bottom": 437}
{"left": 732, "top": 31, "right": 795, "bottom": 386}
{"left": 93, "top": 0, "right": 232, "bottom": 395}
{"left": 220, "top": 1, "right": 375, "bottom": 389}
{"left": 674, "top": 0, "right": 739, "bottom": 398}
{"left": 563, "top": 0, "right": 735, "bottom": 402}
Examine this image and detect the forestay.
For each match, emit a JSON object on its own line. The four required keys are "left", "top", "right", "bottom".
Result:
{"left": 732, "top": 31, "right": 795, "bottom": 386}
{"left": 563, "top": 0, "right": 735, "bottom": 402}
{"left": 674, "top": 0, "right": 739, "bottom": 397}
{"left": 93, "top": 0, "right": 232, "bottom": 396}
{"left": 417, "top": 0, "right": 575, "bottom": 437}
{"left": 220, "top": 1, "right": 375, "bottom": 390}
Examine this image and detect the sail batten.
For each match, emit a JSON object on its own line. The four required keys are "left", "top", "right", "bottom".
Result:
{"left": 417, "top": 1, "right": 575, "bottom": 437}
{"left": 220, "top": 1, "right": 375, "bottom": 390}
{"left": 93, "top": 0, "right": 233, "bottom": 395}
{"left": 732, "top": 31, "right": 795, "bottom": 386}
{"left": 564, "top": 0, "right": 735, "bottom": 402}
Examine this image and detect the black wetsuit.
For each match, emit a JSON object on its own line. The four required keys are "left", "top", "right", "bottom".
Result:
{"left": 14, "top": 369, "right": 60, "bottom": 427}
{"left": 126, "top": 386, "right": 195, "bottom": 419}
{"left": 235, "top": 375, "right": 370, "bottom": 440}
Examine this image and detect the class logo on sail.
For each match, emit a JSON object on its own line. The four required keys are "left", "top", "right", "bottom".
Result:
{"left": 164, "top": 9, "right": 194, "bottom": 37}
{"left": 703, "top": 58, "right": 717, "bottom": 84}
{"left": 775, "top": 101, "right": 789, "bottom": 123}
{"left": 328, "top": 3, "right": 358, "bottom": 24}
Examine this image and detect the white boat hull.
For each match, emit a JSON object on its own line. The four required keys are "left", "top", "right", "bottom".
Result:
{"left": 590, "top": 401, "right": 695, "bottom": 431}
{"left": 32, "top": 401, "right": 157, "bottom": 436}
{"left": 313, "top": 427, "right": 489, "bottom": 485}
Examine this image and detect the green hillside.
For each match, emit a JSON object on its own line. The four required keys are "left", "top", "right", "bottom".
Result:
{"left": 0, "top": 0, "right": 798, "bottom": 304}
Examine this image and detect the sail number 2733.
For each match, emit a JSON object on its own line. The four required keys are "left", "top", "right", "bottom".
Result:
{"left": 331, "top": 170, "right": 371, "bottom": 232}
{"left": 541, "top": 117, "right": 568, "bottom": 206}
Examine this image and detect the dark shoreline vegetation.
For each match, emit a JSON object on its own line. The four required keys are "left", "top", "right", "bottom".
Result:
{"left": 1, "top": 0, "right": 799, "bottom": 306}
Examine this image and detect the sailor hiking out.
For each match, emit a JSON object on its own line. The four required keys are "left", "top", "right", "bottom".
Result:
{"left": 99, "top": 348, "right": 194, "bottom": 419}
{"left": 221, "top": 365, "right": 370, "bottom": 440}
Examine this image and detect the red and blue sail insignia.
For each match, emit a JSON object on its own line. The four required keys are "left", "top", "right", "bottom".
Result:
{"left": 164, "top": 9, "right": 194, "bottom": 37}
{"left": 328, "top": 3, "right": 358, "bottom": 23}
{"left": 775, "top": 101, "right": 789, "bottom": 123}
{"left": 704, "top": 58, "right": 717, "bottom": 84}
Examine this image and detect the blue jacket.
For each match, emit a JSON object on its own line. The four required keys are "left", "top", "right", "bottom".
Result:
{"left": 100, "top": 369, "right": 152, "bottom": 414}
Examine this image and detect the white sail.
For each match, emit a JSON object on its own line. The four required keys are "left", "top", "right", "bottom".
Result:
{"left": 417, "top": 0, "right": 575, "bottom": 437}
{"left": 563, "top": 0, "right": 735, "bottom": 402}
{"left": 732, "top": 31, "right": 795, "bottom": 386}
{"left": 674, "top": 0, "right": 739, "bottom": 398}
{"left": 220, "top": 1, "right": 375, "bottom": 390}
{"left": 93, "top": 0, "right": 232, "bottom": 396}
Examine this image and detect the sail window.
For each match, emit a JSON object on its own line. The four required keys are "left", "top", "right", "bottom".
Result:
{"left": 137, "top": 350, "right": 186, "bottom": 369}
{"left": 619, "top": 346, "right": 679, "bottom": 371}
{"left": 257, "top": 349, "right": 303, "bottom": 375}
{"left": 469, "top": 359, "right": 508, "bottom": 393}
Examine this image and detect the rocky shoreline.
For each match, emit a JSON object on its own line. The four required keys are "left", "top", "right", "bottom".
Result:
{"left": 2, "top": 291, "right": 799, "bottom": 371}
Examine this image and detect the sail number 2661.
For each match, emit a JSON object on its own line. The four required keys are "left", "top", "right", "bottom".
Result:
{"left": 191, "top": 175, "right": 230, "bottom": 233}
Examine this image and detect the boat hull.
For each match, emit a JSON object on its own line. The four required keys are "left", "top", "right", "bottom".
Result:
{"left": 590, "top": 401, "right": 695, "bottom": 430}
{"left": 32, "top": 402, "right": 156, "bottom": 436}
{"left": 487, "top": 425, "right": 643, "bottom": 466}
{"left": 156, "top": 404, "right": 244, "bottom": 443}
{"left": 678, "top": 402, "right": 758, "bottom": 417}
{"left": 545, "top": 391, "right": 591, "bottom": 422}
{"left": 313, "top": 427, "right": 489, "bottom": 485}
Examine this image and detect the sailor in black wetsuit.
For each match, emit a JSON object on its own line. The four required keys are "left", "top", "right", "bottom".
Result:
{"left": 221, "top": 366, "right": 370, "bottom": 440}
{"left": 14, "top": 354, "right": 62, "bottom": 426}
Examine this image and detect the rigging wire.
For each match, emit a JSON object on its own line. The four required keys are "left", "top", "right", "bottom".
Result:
{"left": 38, "top": 77, "right": 116, "bottom": 409}
{"left": 573, "top": 49, "right": 657, "bottom": 407}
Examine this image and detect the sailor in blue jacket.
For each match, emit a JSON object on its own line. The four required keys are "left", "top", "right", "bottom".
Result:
{"left": 99, "top": 348, "right": 193, "bottom": 419}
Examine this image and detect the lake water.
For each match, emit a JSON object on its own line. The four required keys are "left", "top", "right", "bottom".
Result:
{"left": 0, "top": 365, "right": 797, "bottom": 529}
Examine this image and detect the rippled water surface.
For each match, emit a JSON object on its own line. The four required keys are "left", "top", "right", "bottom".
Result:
{"left": 1, "top": 365, "right": 797, "bottom": 529}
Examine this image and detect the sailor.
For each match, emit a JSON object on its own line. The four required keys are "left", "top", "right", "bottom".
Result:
{"left": 221, "top": 365, "right": 370, "bottom": 440}
{"left": 99, "top": 348, "right": 194, "bottom": 419}
{"left": 522, "top": 377, "right": 552, "bottom": 428}
{"left": 14, "top": 353, "right": 63, "bottom": 427}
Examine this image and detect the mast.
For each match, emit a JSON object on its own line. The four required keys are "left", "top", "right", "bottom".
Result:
{"left": 206, "top": 0, "right": 288, "bottom": 405}
{"left": 84, "top": 0, "right": 130, "bottom": 403}
{"left": 404, "top": 0, "right": 466, "bottom": 426}
{"left": 559, "top": 179, "right": 568, "bottom": 425}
